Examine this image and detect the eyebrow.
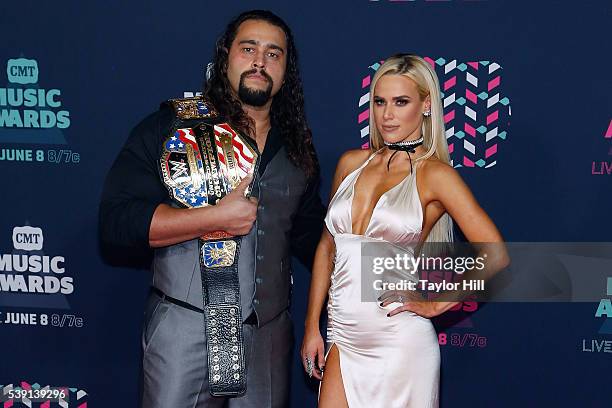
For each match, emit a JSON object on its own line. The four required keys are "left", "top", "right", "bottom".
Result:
{"left": 373, "top": 95, "right": 411, "bottom": 100}
{"left": 238, "top": 39, "right": 285, "bottom": 54}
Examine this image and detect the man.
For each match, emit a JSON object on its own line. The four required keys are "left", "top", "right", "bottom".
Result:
{"left": 99, "top": 10, "right": 325, "bottom": 407}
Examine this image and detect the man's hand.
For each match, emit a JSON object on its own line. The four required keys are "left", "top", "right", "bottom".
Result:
{"left": 148, "top": 174, "right": 258, "bottom": 247}
{"left": 214, "top": 174, "right": 258, "bottom": 236}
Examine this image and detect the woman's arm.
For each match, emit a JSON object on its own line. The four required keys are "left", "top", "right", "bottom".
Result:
{"left": 423, "top": 160, "right": 504, "bottom": 243}
{"left": 387, "top": 159, "right": 509, "bottom": 317}
{"left": 301, "top": 149, "right": 368, "bottom": 378}
{"left": 304, "top": 230, "right": 336, "bottom": 332}
{"left": 301, "top": 229, "right": 336, "bottom": 379}
{"left": 305, "top": 150, "right": 369, "bottom": 329}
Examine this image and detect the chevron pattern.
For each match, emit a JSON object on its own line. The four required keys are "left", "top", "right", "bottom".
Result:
{"left": 358, "top": 57, "right": 512, "bottom": 168}
{"left": 1, "top": 382, "right": 87, "bottom": 407}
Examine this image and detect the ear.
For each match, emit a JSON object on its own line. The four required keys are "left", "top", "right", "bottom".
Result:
{"left": 424, "top": 95, "right": 431, "bottom": 112}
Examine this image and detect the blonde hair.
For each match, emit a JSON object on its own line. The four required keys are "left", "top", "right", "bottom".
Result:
{"left": 369, "top": 54, "right": 453, "bottom": 243}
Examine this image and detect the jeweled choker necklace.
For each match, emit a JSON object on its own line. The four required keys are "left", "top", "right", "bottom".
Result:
{"left": 383, "top": 136, "right": 424, "bottom": 172}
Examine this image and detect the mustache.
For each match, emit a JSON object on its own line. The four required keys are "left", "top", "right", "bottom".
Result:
{"left": 240, "top": 68, "right": 273, "bottom": 84}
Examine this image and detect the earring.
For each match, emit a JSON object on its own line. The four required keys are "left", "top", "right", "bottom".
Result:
{"left": 423, "top": 110, "right": 431, "bottom": 117}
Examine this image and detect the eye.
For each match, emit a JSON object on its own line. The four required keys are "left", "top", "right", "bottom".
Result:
{"left": 373, "top": 97, "right": 385, "bottom": 106}
{"left": 267, "top": 52, "right": 279, "bottom": 59}
{"left": 395, "top": 98, "right": 409, "bottom": 106}
{"left": 242, "top": 47, "right": 254, "bottom": 53}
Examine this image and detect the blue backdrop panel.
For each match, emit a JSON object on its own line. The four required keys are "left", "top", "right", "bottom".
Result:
{"left": 0, "top": 1, "right": 610, "bottom": 407}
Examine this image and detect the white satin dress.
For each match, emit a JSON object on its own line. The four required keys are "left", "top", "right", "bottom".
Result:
{"left": 323, "top": 151, "right": 440, "bottom": 408}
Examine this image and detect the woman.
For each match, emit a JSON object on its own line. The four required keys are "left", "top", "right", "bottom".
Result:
{"left": 301, "top": 54, "right": 507, "bottom": 407}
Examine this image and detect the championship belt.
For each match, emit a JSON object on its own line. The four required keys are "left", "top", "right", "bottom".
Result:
{"left": 159, "top": 97, "right": 259, "bottom": 397}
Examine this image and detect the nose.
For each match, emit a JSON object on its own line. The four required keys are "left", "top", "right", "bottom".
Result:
{"left": 252, "top": 49, "right": 265, "bottom": 69}
{"left": 383, "top": 105, "right": 394, "bottom": 121}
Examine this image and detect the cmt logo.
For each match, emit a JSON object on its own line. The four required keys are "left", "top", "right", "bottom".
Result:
{"left": 358, "top": 57, "right": 511, "bottom": 168}
{"left": 0, "top": 56, "right": 71, "bottom": 144}
{"left": 6, "top": 58, "right": 38, "bottom": 84}
{"left": 12, "top": 226, "right": 43, "bottom": 251}
{"left": 0, "top": 225, "right": 72, "bottom": 294}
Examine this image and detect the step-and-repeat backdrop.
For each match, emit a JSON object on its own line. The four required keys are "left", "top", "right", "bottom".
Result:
{"left": 1, "top": 1, "right": 610, "bottom": 406}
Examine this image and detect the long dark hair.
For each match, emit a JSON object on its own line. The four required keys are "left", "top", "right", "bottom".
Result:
{"left": 203, "top": 10, "right": 318, "bottom": 178}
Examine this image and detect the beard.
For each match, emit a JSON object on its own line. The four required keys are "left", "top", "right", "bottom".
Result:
{"left": 237, "top": 69, "right": 274, "bottom": 107}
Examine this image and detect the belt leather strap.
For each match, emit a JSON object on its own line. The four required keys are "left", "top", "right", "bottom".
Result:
{"left": 199, "top": 236, "right": 246, "bottom": 396}
{"left": 158, "top": 97, "right": 260, "bottom": 397}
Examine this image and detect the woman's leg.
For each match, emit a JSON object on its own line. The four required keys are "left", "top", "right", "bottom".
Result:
{"left": 318, "top": 344, "right": 348, "bottom": 408}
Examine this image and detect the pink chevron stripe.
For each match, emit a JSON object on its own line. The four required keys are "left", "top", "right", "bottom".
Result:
{"left": 21, "top": 382, "right": 31, "bottom": 390}
{"left": 605, "top": 119, "right": 612, "bottom": 138}
{"left": 424, "top": 57, "right": 435, "bottom": 68}
{"left": 464, "top": 123, "right": 476, "bottom": 137}
{"left": 485, "top": 144, "right": 498, "bottom": 158}
{"left": 4, "top": 401, "right": 13, "bottom": 408}
{"left": 463, "top": 156, "right": 475, "bottom": 167}
{"left": 358, "top": 109, "right": 369, "bottom": 124}
{"left": 443, "top": 76, "right": 456, "bottom": 91}
{"left": 448, "top": 143, "right": 454, "bottom": 154}
{"left": 488, "top": 76, "right": 500, "bottom": 91}
{"left": 361, "top": 142, "right": 369, "bottom": 150}
{"left": 78, "top": 403, "right": 87, "bottom": 408}
{"left": 466, "top": 89, "right": 477, "bottom": 104}
{"left": 444, "top": 110, "right": 455, "bottom": 124}
{"left": 467, "top": 62, "right": 478, "bottom": 70}
{"left": 40, "top": 401, "right": 50, "bottom": 408}
{"left": 362, "top": 75, "right": 371, "bottom": 88}
{"left": 487, "top": 110, "right": 499, "bottom": 125}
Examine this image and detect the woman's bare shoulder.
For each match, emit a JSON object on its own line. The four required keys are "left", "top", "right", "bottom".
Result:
{"left": 336, "top": 149, "right": 371, "bottom": 177}
{"left": 419, "top": 156, "right": 464, "bottom": 188}
{"left": 420, "top": 156, "right": 454, "bottom": 174}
